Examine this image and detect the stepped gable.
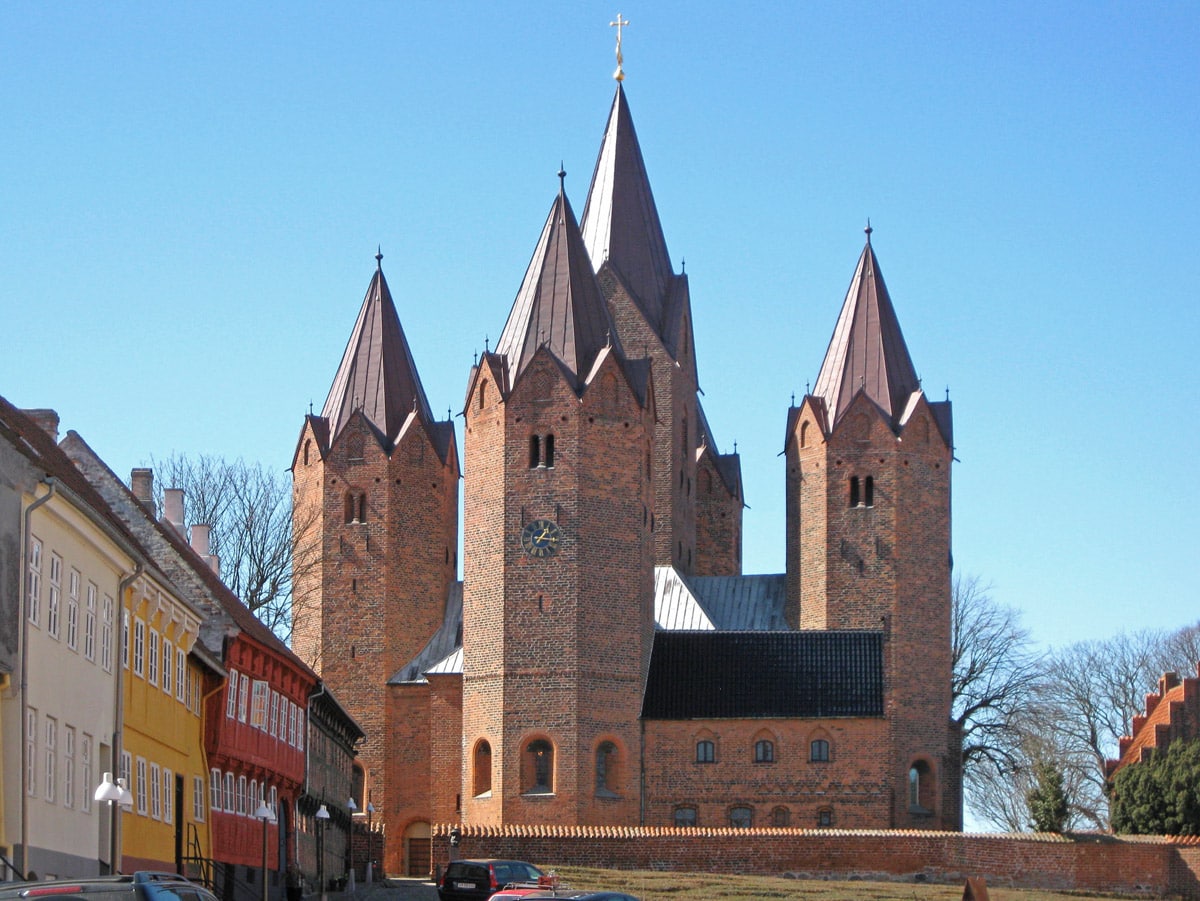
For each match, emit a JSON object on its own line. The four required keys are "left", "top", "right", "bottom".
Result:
{"left": 581, "top": 84, "right": 674, "bottom": 332}
{"left": 322, "top": 251, "right": 435, "bottom": 447}
{"left": 642, "top": 630, "right": 884, "bottom": 719}
{"left": 812, "top": 227, "right": 921, "bottom": 431}
{"left": 1108, "top": 665, "right": 1200, "bottom": 777}
{"left": 495, "top": 174, "right": 623, "bottom": 390}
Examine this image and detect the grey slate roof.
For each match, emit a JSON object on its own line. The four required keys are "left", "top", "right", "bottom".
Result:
{"left": 496, "top": 183, "right": 622, "bottom": 390}
{"left": 641, "top": 630, "right": 884, "bottom": 719}
{"left": 322, "top": 255, "right": 435, "bottom": 446}
{"left": 812, "top": 231, "right": 921, "bottom": 431}
{"left": 581, "top": 85, "right": 674, "bottom": 331}
{"left": 388, "top": 581, "right": 462, "bottom": 684}
{"left": 654, "top": 567, "right": 787, "bottom": 631}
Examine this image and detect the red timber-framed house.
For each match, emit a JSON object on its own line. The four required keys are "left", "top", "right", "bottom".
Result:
{"left": 64, "top": 445, "right": 319, "bottom": 901}
{"left": 292, "top": 58, "right": 961, "bottom": 877}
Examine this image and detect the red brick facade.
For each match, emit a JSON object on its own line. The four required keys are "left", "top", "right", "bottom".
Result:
{"left": 1108, "top": 664, "right": 1200, "bottom": 778}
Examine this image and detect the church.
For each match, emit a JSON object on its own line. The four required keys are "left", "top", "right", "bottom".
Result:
{"left": 289, "top": 51, "right": 960, "bottom": 877}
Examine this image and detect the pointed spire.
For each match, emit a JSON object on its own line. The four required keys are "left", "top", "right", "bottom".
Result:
{"left": 495, "top": 176, "right": 621, "bottom": 387}
{"left": 812, "top": 229, "right": 921, "bottom": 429}
{"left": 322, "top": 253, "right": 435, "bottom": 443}
{"left": 580, "top": 84, "right": 673, "bottom": 328}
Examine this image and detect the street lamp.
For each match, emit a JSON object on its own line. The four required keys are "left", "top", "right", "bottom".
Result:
{"left": 315, "top": 804, "right": 330, "bottom": 901}
{"left": 365, "top": 802, "right": 375, "bottom": 884}
{"left": 94, "top": 772, "right": 133, "bottom": 874}
{"left": 255, "top": 796, "right": 276, "bottom": 901}
{"left": 346, "top": 797, "right": 357, "bottom": 890}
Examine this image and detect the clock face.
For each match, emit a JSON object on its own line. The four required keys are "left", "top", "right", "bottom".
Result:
{"left": 521, "top": 518, "right": 562, "bottom": 557}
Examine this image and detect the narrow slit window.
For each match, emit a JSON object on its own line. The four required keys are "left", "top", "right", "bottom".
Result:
{"left": 544, "top": 434, "right": 555, "bottom": 468}
{"left": 849, "top": 476, "right": 860, "bottom": 507}
{"left": 530, "top": 435, "right": 540, "bottom": 469}
{"left": 864, "top": 476, "right": 874, "bottom": 507}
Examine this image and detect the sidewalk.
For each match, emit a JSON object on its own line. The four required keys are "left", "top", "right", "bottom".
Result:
{"left": 309, "top": 877, "right": 437, "bottom": 901}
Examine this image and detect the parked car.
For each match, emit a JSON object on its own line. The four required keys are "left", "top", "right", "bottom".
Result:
{"left": 523, "top": 894, "right": 639, "bottom": 901}
{"left": 0, "top": 873, "right": 217, "bottom": 901}
{"left": 439, "top": 860, "right": 544, "bottom": 901}
{"left": 487, "top": 890, "right": 546, "bottom": 901}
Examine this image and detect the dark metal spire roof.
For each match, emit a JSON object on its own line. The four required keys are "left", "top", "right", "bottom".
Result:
{"left": 812, "top": 228, "right": 921, "bottom": 429}
{"left": 495, "top": 177, "right": 621, "bottom": 387}
{"left": 322, "top": 252, "right": 434, "bottom": 444}
{"left": 580, "top": 84, "right": 674, "bottom": 330}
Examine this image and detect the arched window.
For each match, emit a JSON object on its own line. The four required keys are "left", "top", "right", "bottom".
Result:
{"left": 800, "top": 421, "right": 810, "bottom": 448}
{"left": 529, "top": 435, "right": 540, "bottom": 469}
{"left": 344, "top": 491, "right": 366, "bottom": 524}
{"left": 303, "top": 440, "right": 311, "bottom": 465}
{"left": 595, "top": 741, "right": 618, "bottom": 797}
{"left": 810, "top": 739, "right": 830, "bottom": 762}
{"left": 864, "top": 475, "right": 874, "bottom": 507}
{"left": 817, "top": 807, "right": 834, "bottom": 827}
{"left": 345, "top": 431, "right": 364, "bottom": 462}
{"left": 472, "top": 740, "right": 492, "bottom": 798}
{"left": 754, "top": 739, "right": 775, "bottom": 763}
{"left": 524, "top": 739, "right": 553, "bottom": 795}
{"left": 479, "top": 380, "right": 488, "bottom": 409}
{"left": 544, "top": 434, "right": 555, "bottom": 468}
{"left": 849, "top": 476, "right": 860, "bottom": 507}
{"left": 351, "top": 764, "right": 365, "bottom": 811}
{"left": 695, "top": 740, "right": 715, "bottom": 763}
{"left": 673, "top": 806, "right": 697, "bottom": 827}
{"left": 729, "top": 806, "right": 753, "bottom": 828}
{"left": 772, "top": 806, "right": 790, "bottom": 827}
{"left": 909, "top": 760, "right": 934, "bottom": 813}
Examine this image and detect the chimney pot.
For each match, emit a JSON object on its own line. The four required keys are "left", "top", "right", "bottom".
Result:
{"left": 190, "top": 523, "right": 211, "bottom": 557}
{"left": 23, "top": 409, "right": 60, "bottom": 442}
{"left": 163, "top": 489, "right": 185, "bottom": 534}
{"left": 131, "top": 468, "right": 154, "bottom": 511}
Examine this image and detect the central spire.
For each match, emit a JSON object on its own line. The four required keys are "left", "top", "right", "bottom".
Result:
{"left": 580, "top": 84, "right": 674, "bottom": 330}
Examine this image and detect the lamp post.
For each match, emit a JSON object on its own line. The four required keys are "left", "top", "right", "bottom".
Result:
{"left": 346, "top": 797, "right": 357, "bottom": 892}
{"left": 365, "top": 802, "right": 374, "bottom": 884}
{"left": 94, "top": 772, "right": 133, "bottom": 874}
{"left": 315, "top": 804, "right": 330, "bottom": 901}
{"left": 255, "top": 796, "right": 276, "bottom": 901}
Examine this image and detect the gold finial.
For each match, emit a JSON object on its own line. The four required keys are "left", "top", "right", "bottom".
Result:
{"left": 611, "top": 13, "right": 629, "bottom": 82}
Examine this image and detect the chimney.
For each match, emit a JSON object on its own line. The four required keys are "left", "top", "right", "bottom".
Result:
{"left": 190, "top": 524, "right": 221, "bottom": 577}
{"left": 162, "top": 489, "right": 185, "bottom": 535}
{"left": 23, "top": 409, "right": 60, "bottom": 442}
{"left": 131, "top": 468, "right": 155, "bottom": 512}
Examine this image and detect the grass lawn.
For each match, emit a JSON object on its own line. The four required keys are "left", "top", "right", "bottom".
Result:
{"left": 548, "top": 866, "right": 1152, "bottom": 900}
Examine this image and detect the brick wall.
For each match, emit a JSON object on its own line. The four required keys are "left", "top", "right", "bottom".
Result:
{"left": 433, "top": 825, "right": 1200, "bottom": 897}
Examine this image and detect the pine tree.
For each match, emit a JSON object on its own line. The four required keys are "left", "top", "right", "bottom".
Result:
{"left": 1111, "top": 738, "right": 1200, "bottom": 836}
{"left": 1027, "top": 759, "right": 1069, "bottom": 833}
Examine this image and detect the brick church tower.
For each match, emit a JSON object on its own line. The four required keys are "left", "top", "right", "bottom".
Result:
{"left": 460, "top": 173, "right": 655, "bottom": 826}
{"left": 580, "top": 84, "right": 742, "bottom": 576}
{"left": 784, "top": 225, "right": 957, "bottom": 828}
{"left": 291, "top": 252, "right": 459, "bottom": 817}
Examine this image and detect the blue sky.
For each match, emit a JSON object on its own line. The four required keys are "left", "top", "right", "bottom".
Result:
{"left": 3, "top": 2, "right": 1197, "bottom": 650}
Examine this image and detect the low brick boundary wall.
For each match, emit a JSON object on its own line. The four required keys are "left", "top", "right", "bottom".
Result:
{"left": 434, "top": 825, "right": 1200, "bottom": 898}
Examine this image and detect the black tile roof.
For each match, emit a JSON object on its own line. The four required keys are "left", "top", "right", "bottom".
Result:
{"left": 642, "top": 630, "right": 884, "bottom": 719}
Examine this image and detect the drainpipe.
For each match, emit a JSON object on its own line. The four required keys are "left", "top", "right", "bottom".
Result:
{"left": 113, "top": 564, "right": 143, "bottom": 872}
{"left": 19, "top": 478, "right": 56, "bottom": 878}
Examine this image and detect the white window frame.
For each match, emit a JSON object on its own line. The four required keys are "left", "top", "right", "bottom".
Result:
{"left": 44, "top": 716, "right": 56, "bottom": 802}
{"left": 84, "top": 583, "right": 97, "bottom": 661}
{"left": 47, "top": 553, "right": 62, "bottom": 639}
{"left": 210, "top": 768, "right": 222, "bottom": 813}
{"left": 148, "top": 629, "right": 159, "bottom": 686}
{"left": 136, "top": 757, "right": 148, "bottom": 815}
{"left": 66, "top": 569, "right": 80, "bottom": 650}
{"left": 81, "top": 733, "right": 92, "bottom": 812}
{"left": 193, "top": 775, "right": 206, "bottom": 823}
{"left": 120, "top": 750, "right": 132, "bottom": 793}
{"left": 163, "top": 767, "right": 173, "bottom": 825}
{"left": 27, "top": 537, "right": 42, "bottom": 625}
{"left": 133, "top": 618, "right": 145, "bottom": 677}
{"left": 162, "top": 639, "right": 173, "bottom": 696}
{"left": 238, "top": 673, "right": 250, "bottom": 722}
{"left": 64, "top": 725, "right": 75, "bottom": 808}
{"left": 25, "top": 709, "right": 37, "bottom": 796}
{"left": 150, "top": 762, "right": 161, "bottom": 820}
{"left": 236, "top": 775, "right": 247, "bottom": 816}
{"left": 226, "top": 670, "right": 239, "bottom": 718}
{"left": 176, "top": 648, "right": 186, "bottom": 702}
{"left": 270, "top": 690, "right": 279, "bottom": 738}
{"left": 223, "top": 772, "right": 234, "bottom": 813}
{"left": 101, "top": 596, "right": 114, "bottom": 672}
{"left": 251, "top": 680, "right": 269, "bottom": 730}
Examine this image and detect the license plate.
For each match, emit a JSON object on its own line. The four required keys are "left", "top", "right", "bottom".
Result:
{"left": 454, "top": 882, "right": 474, "bottom": 890}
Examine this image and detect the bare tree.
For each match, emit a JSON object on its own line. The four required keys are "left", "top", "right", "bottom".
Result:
{"left": 952, "top": 574, "right": 1043, "bottom": 803}
{"left": 149, "top": 452, "right": 317, "bottom": 640}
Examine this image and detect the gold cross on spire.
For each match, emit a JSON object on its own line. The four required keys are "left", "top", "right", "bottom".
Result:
{"left": 611, "top": 13, "right": 629, "bottom": 82}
